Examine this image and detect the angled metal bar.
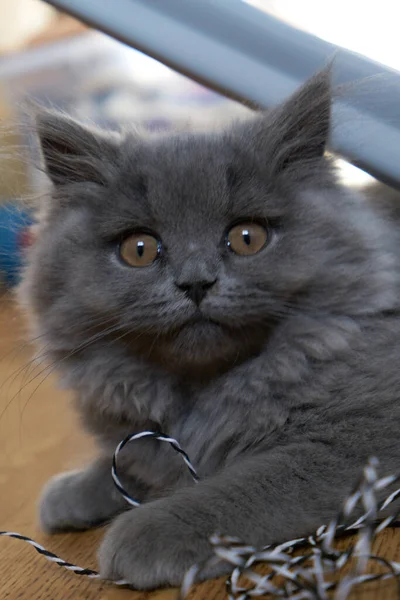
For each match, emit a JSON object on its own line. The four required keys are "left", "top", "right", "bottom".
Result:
{"left": 43, "top": 0, "right": 400, "bottom": 188}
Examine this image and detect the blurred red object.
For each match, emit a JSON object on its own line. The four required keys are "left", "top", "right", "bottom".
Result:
{"left": 18, "top": 226, "right": 35, "bottom": 250}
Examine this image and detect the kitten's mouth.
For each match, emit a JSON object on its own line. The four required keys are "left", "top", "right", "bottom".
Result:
{"left": 183, "top": 310, "right": 221, "bottom": 328}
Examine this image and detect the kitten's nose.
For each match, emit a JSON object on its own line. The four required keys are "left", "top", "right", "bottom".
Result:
{"left": 175, "top": 254, "right": 218, "bottom": 305}
{"left": 176, "top": 279, "right": 217, "bottom": 305}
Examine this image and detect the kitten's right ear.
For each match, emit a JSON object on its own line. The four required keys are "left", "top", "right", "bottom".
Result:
{"left": 36, "top": 110, "right": 119, "bottom": 187}
{"left": 250, "top": 68, "right": 332, "bottom": 175}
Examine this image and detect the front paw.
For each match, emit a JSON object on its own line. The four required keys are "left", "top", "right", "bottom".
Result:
{"left": 98, "top": 504, "right": 216, "bottom": 589}
{"left": 39, "top": 470, "right": 88, "bottom": 533}
{"left": 39, "top": 468, "right": 118, "bottom": 533}
{"left": 39, "top": 458, "right": 130, "bottom": 533}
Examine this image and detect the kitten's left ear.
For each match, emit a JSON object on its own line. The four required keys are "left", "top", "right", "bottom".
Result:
{"left": 36, "top": 110, "right": 121, "bottom": 187}
{"left": 260, "top": 68, "right": 331, "bottom": 172}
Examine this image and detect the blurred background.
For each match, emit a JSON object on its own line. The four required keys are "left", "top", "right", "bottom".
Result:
{"left": 0, "top": 0, "right": 399, "bottom": 287}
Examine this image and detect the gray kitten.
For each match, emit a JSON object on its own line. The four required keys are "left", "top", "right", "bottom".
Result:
{"left": 19, "top": 70, "right": 400, "bottom": 589}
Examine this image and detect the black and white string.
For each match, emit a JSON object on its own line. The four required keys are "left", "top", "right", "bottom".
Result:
{"left": 1, "top": 433, "right": 400, "bottom": 599}
{"left": 111, "top": 430, "right": 199, "bottom": 507}
{"left": 0, "top": 431, "right": 198, "bottom": 586}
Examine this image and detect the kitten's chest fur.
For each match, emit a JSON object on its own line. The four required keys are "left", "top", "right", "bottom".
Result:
{"left": 74, "top": 351, "right": 286, "bottom": 488}
{"left": 66, "top": 340, "right": 287, "bottom": 495}
{"left": 67, "top": 313, "right": 391, "bottom": 493}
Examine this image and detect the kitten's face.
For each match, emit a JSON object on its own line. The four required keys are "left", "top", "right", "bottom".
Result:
{"left": 23, "top": 71, "right": 394, "bottom": 373}
{"left": 26, "top": 134, "right": 293, "bottom": 368}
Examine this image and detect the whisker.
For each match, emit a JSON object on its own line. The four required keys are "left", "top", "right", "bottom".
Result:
{"left": 0, "top": 315, "right": 128, "bottom": 423}
{"left": 0, "top": 312, "right": 120, "bottom": 393}
{"left": 19, "top": 322, "right": 160, "bottom": 418}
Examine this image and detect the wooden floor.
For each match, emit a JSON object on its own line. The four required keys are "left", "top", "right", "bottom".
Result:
{"left": 0, "top": 295, "right": 399, "bottom": 600}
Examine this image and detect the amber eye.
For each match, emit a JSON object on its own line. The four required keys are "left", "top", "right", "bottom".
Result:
{"left": 119, "top": 233, "right": 160, "bottom": 267}
{"left": 227, "top": 222, "right": 268, "bottom": 256}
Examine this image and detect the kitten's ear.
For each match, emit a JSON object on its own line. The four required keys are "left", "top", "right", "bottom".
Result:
{"left": 36, "top": 110, "right": 119, "bottom": 186}
{"left": 261, "top": 68, "right": 331, "bottom": 172}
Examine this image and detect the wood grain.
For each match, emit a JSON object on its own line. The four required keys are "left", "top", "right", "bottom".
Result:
{"left": 0, "top": 295, "right": 399, "bottom": 599}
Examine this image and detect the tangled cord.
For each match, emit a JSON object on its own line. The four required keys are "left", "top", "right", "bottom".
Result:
{"left": 182, "top": 458, "right": 400, "bottom": 599}
{"left": 1, "top": 432, "right": 400, "bottom": 599}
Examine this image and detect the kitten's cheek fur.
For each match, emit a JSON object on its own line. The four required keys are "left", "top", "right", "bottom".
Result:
{"left": 98, "top": 506, "right": 220, "bottom": 589}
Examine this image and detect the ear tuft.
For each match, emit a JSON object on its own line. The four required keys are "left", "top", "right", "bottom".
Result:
{"left": 255, "top": 68, "right": 332, "bottom": 174}
{"left": 36, "top": 110, "right": 119, "bottom": 186}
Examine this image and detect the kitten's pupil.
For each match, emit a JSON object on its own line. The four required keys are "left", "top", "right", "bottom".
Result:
{"left": 137, "top": 241, "right": 145, "bottom": 258}
{"left": 242, "top": 230, "right": 251, "bottom": 246}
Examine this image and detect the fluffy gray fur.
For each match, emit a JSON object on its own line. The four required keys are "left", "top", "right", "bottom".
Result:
{"left": 19, "top": 70, "right": 400, "bottom": 589}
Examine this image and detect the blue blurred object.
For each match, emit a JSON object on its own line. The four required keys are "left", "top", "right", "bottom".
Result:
{"left": 0, "top": 203, "right": 33, "bottom": 287}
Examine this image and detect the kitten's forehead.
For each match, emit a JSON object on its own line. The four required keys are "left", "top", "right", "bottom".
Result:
{"left": 119, "top": 132, "right": 237, "bottom": 225}
{"left": 91, "top": 130, "right": 269, "bottom": 243}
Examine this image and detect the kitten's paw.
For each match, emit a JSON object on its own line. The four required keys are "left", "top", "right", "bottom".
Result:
{"left": 39, "top": 470, "right": 90, "bottom": 533}
{"left": 98, "top": 504, "right": 216, "bottom": 589}
{"left": 39, "top": 457, "right": 131, "bottom": 533}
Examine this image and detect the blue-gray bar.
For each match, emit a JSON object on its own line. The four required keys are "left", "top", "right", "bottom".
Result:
{"left": 43, "top": 0, "right": 400, "bottom": 189}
